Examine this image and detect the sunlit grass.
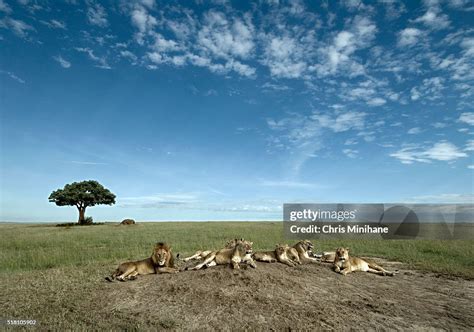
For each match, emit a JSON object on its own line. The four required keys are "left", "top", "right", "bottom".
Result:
{"left": 0, "top": 222, "right": 472, "bottom": 278}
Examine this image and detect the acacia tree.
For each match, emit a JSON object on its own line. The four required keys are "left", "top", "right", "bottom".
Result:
{"left": 49, "top": 180, "right": 116, "bottom": 224}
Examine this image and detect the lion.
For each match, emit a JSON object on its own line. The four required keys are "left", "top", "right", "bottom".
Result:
{"left": 105, "top": 242, "right": 177, "bottom": 281}
{"left": 333, "top": 247, "right": 398, "bottom": 276}
{"left": 314, "top": 251, "right": 336, "bottom": 263}
{"left": 182, "top": 239, "right": 240, "bottom": 262}
{"left": 253, "top": 244, "right": 301, "bottom": 267}
{"left": 292, "top": 240, "right": 318, "bottom": 263}
{"left": 186, "top": 239, "right": 256, "bottom": 270}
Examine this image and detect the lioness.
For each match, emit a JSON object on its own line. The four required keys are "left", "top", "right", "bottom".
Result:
{"left": 182, "top": 239, "right": 240, "bottom": 262}
{"left": 314, "top": 251, "right": 336, "bottom": 263}
{"left": 186, "top": 239, "right": 256, "bottom": 270}
{"left": 253, "top": 244, "right": 301, "bottom": 267}
{"left": 105, "top": 242, "right": 177, "bottom": 281}
{"left": 333, "top": 247, "right": 398, "bottom": 276}
{"left": 292, "top": 240, "right": 318, "bottom": 263}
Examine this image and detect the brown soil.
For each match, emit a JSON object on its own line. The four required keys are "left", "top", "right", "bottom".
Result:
{"left": 2, "top": 259, "right": 472, "bottom": 330}
{"left": 99, "top": 258, "right": 474, "bottom": 330}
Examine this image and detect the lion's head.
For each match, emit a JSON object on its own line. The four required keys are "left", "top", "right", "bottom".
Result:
{"left": 304, "top": 240, "right": 314, "bottom": 250}
{"left": 226, "top": 238, "right": 253, "bottom": 254}
{"left": 275, "top": 244, "right": 289, "bottom": 256}
{"left": 335, "top": 247, "right": 350, "bottom": 262}
{"left": 225, "top": 238, "right": 239, "bottom": 248}
{"left": 152, "top": 242, "right": 174, "bottom": 267}
{"left": 234, "top": 238, "right": 253, "bottom": 255}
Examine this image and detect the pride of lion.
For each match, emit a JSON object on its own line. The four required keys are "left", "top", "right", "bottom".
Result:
{"left": 105, "top": 239, "right": 397, "bottom": 281}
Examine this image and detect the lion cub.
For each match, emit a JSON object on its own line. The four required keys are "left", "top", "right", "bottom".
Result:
{"left": 253, "top": 244, "right": 301, "bottom": 267}
{"left": 105, "top": 242, "right": 177, "bottom": 282}
{"left": 333, "top": 247, "right": 397, "bottom": 276}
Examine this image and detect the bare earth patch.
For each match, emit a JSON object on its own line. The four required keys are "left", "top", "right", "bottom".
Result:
{"left": 100, "top": 259, "right": 473, "bottom": 330}
{"left": 2, "top": 259, "right": 473, "bottom": 330}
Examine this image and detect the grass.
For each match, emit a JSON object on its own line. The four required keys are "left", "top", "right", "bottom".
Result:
{"left": 0, "top": 222, "right": 473, "bottom": 278}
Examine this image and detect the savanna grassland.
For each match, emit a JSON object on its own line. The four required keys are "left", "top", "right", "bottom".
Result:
{"left": 1, "top": 222, "right": 473, "bottom": 330}
{"left": 1, "top": 222, "right": 472, "bottom": 277}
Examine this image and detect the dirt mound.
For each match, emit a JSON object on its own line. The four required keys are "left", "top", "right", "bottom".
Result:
{"left": 102, "top": 258, "right": 474, "bottom": 330}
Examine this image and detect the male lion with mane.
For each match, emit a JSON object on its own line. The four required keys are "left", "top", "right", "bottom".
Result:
{"left": 333, "top": 247, "right": 398, "bottom": 276}
{"left": 105, "top": 242, "right": 177, "bottom": 281}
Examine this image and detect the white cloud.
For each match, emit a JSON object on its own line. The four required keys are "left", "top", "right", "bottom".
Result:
{"left": 419, "top": 141, "right": 467, "bottom": 161}
{"left": 468, "top": 165, "right": 474, "bottom": 169}
{"left": 75, "top": 47, "right": 111, "bottom": 69}
{"left": 449, "top": 0, "right": 474, "bottom": 11}
{"left": 262, "top": 35, "right": 307, "bottom": 78}
{"left": 42, "top": 19, "right": 67, "bottom": 30}
{"left": 53, "top": 55, "right": 71, "bottom": 68}
{"left": 259, "top": 180, "right": 321, "bottom": 188}
{"left": 315, "top": 15, "right": 376, "bottom": 77}
{"left": 130, "top": 4, "right": 157, "bottom": 44}
{"left": 119, "top": 193, "right": 199, "bottom": 208}
{"left": 383, "top": 0, "right": 406, "bottom": 20}
{"left": 409, "top": 193, "right": 474, "bottom": 203}
{"left": 87, "top": 3, "right": 108, "bottom": 27}
{"left": 0, "top": 0, "right": 12, "bottom": 14}
{"left": 366, "top": 97, "right": 386, "bottom": 106}
{"left": 398, "top": 28, "right": 422, "bottom": 47}
{"left": 343, "top": 148, "right": 358, "bottom": 158}
{"left": 391, "top": 141, "right": 468, "bottom": 164}
{"left": 311, "top": 111, "right": 366, "bottom": 133}
{"left": 414, "top": 7, "right": 450, "bottom": 30}
{"left": 344, "top": 138, "right": 358, "bottom": 145}
{"left": 198, "top": 11, "right": 255, "bottom": 60}
{"left": 261, "top": 82, "right": 291, "bottom": 91}
{"left": 151, "top": 33, "right": 180, "bottom": 52}
{"left": 120, "top": 50, "right": 138, "bottom": 62}
{"left": 408, "top": 127, "right": 422, "bottom": 134}
{"left": 459, "top": 112, "right": 474, "bottom": 125}
{"left": 432, "top": 122, "right": 447, "bottom": 128}
{"left": 0, "top": 18, "right": 34, "bottom": 38}
{"left": 460, "top": 37, "right": 474, "bottom": 57}
{"left": 465, "top": 139, "right": 474, "bottom": 151}
{"left": 267, "top": 110, "right": 366, "bottom": 173}
{"left": 410, "top": 87, "right": 421, "bottom": 100}
{"left": 0, "top": 70, "right": 25, "bottom": 84}
{"left": 410, "top": 77, "right": 446, "bottom": 102}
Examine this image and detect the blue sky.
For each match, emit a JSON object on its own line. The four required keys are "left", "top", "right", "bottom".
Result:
{"left": 0, "top": 0, "right": 473, "bottom": 222}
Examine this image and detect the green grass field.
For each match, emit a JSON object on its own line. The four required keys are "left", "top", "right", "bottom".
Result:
{"left": 1, "top": 222, "right": 473, "bottom": 278}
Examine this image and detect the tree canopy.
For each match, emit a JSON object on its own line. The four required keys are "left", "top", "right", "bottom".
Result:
{"left": 49, "top": 180, "right": 116, "bottom": 224}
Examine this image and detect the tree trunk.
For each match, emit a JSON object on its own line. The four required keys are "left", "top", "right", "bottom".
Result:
{"left": 78, "top": 207, "right": 86, "bottom": 224}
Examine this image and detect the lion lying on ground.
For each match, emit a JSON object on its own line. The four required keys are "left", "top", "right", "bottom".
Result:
{"left": 182, "top": 239, "right": 239, "bottom": 262}
{"left": 292, "top": 240, "right": 318, "bottom": 263}
{"left": 186, "top": 239, "right": 256, "bottom": 270}
{"left": 333, "top": 247, "right": 398, "bottom": 276}
{"left": 314, "top": 251, "right": 336, "bottom": 263}
{"left": 253, "top": 244, "right": 301, "bottom": 267}
{"left": 105, "top": 242, "right": 177, "bottom": 281}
